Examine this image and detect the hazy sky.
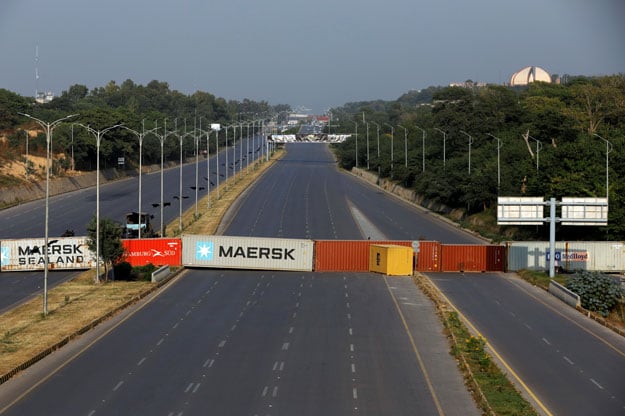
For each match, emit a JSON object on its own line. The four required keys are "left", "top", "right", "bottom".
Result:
{"left": 1, "top": 0, "right": 623, "bottom": 114}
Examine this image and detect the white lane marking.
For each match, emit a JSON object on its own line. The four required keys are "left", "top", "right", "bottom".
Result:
{"left": 172, "top": 322, "right": 179, "bottom": 329}
{"left": 185, "top": 383, "right": 194, "bottom": 393}
{"left": 262, "top": 386, "right": 269, "bottom": 397}
{"left": 292, "top": 312, "right": 297, "bottom": 318}
{"left": 239, "top": 311, "right": 244, "bottom": 318}
{"left": 350, "top": 344, "right": 355, "bottom": 352}
{"left": 282, "top": 342, "right": 290, "bottom": 350}
{"left": 590, "top": 378, "right": 604, "bottom": 390}
{"left": 137, "top": 357, "right": 146, "bottom": 366}
{"left": 218, "top": 340, "right": 227, "bottom": 348}
{"left": 203, "top": 359, "right": 214, "bottom": 368}
{"left": 272, "top": 386, "right": 279, "bottom": 397}
{"left": 193, "top": 383, "right": 201, "bottom": 393}
{"left": 347, "top": 313, "right": 352, "bottom": 319}
{"left": 279, "top": 362, "right": 285, "bottom": 371}
{"left": 346, "top": 302, "right": 350, "bottom": 308}
{"left": 353, "top": 387, "right": 358, "bottom": 399}
{"left": 289, "top": 326, "right": 294, "bottom": 334}
{"left": 563, "top": 356, "right": 574, "bottom": 365}
{"left": 185, "top": 310, "right": 191, "bottom": 316}
{"left": 349, "top": 328, "right": 353, "bottom": 336}
{"left": 113, "top": 381, "right": 124, "bottom": 391}
{"left": 351, "top": 363, "right": 356, "bottom": 373}
{"left": 157, "top": 338, "right": 165, "bottom": 346}
{"left": 524, "top": 323, "right": 532, "bottom": 330}
{"left": 345, "top": 293, "right": 349, "bottom": 298}
{"left": 231, "top": 324, "right": 237, "bottom": 331}
{"left": 542, "top": 337, "right": 551, "bottom": 346}
{"left": 509, "top": 312, "right": 517, "bottom": 318}
{"left": 88, "top": 410, "right": 96, "bottom": 416}
{"left": 295, "top": 302, "right": 300, "bottom": 308}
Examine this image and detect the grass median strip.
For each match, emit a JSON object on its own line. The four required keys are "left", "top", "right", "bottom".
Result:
{"left": 414, "top": 273, "right": 539, "bottom": 416}
{"left": 0, "top": 151, "right": 283, "bottom": 382}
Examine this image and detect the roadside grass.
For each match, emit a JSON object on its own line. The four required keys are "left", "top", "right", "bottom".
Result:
{"left": 0, "top": 151, "right": 283, "bottom": 380}
{"left": 415, "top": 274, "right": 539, "bottom": 416}
{"left": 516, "top": 269, "right": 567, "bottom": 290}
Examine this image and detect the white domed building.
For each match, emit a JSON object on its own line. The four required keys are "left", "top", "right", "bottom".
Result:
{"left": 509, "top": 66, "right": 552, "bottom": 86}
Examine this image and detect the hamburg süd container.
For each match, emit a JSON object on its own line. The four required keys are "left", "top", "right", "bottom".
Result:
{"left": 121, "top": 238, "right": 182, "bottom": 267}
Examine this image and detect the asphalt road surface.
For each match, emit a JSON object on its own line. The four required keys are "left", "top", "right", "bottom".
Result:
{"left": 0, "top": 143, "right": 479, "bottom": 415}
{"left": 0, "top": 138, "right": 263, "bottom": 310}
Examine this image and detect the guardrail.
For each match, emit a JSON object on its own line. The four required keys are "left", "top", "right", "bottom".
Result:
{"left": 548, "top": 280, "right": 581, "bottom": 308}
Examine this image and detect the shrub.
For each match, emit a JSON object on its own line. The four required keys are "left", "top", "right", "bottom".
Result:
{"left": 113, "top": 261, "right": 133, "bottom": 281}
{"left": 132, "top": 263, "right": 157, "bottom": 281}
{"left": 565, "top": 271, "right": 624, "bottom": 317}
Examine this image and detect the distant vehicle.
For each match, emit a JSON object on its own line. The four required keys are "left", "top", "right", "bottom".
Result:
{"left": 123, "top": 212, "right": 156, "bottom": 238}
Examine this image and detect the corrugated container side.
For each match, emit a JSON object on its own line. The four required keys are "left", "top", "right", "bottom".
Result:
{"left": 415, "top": 241, "right": 441, "bottom": 272}
{"left": 314, "top": 240, "right": 412, "bottom": 272}
{"left": 369, "top": 245, "right": 413, "bottom": 276}
{"left": 0, "top": 237, "right": 96, "bottom": 271}
{"left": 182, "top": 235, "right": 314, "bottom": 271}
{"left": 441, "top": 245, "right": 504, "bottom": 272}
{"left": 121, "top": 238, "right": 182, "bottom": 267}
{"left": 506, "top": 241, "right": 625, "bottom": 272}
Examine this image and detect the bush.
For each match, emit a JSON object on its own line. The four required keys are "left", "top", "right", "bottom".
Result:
{"left": 132, "top": 263, "right": 157, "bottom": 281}
{"left": 565, "top": 271, "right": 624, "bottom": 317}
{"left": 113, "top": 261, "right": 133, "bottom": 281}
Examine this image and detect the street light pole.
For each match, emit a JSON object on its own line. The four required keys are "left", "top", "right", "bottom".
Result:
{"left": 18, "top": 112, "right": 77, "bottom": 315}
{"left": 118, "top": 122, "right": 157, "bottom": 238}
{"left": 434, "top": 128, "right": 447, "bottom": 173}
{"left": 487, "top": 133, "right": 503, "bottom": 192}
{"left": 415, "top": 125, "right": 426, "bottom": 173}
{"left": 460, "top": 130, "right": 474, "bottom": 175}
{"left": 384, "top": 123, "right": 394, "bottom": 178}
{"left": 74, "top": 122, "right": 122, "bottom": 284}
{"left": 371, "top": 121, "right": 381, "bottom": 177}
{"left": 398, "top": 125, "right": 408, "bottom": 168}
{"left": 593, "top": 133, "right": 613, "bottom": 201}
{"left": 527, "top": 134, "right": 542, "bottom": 173}
{"left": 352, "top": 121, "right": 358, "bottom": 168}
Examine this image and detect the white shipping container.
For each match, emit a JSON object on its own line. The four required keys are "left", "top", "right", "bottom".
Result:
{"left": 182, "top": 235, "right": 314, "bottom": 271}
{"left": 0, "top": 237, "right": 97, "bottom": 271}
{"left": 506, "top": 241, "right": 625, "bottom": 272}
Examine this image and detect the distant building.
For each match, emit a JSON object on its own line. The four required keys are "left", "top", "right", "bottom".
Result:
{"left": 35, "top": 91, "right": 54, "bottom": 104}
{"left": 509, "top": 66, "right": 552, "bottom": 86}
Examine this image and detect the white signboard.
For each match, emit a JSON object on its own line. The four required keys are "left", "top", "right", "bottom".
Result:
{"left": 561, "top": 197, "right": 608, "bottom": 226}
{"left": 1, "top": 237, "right": 97, "bottom": 271}
{"left": 497, "top": 197, "right": 544, "bottom": 225}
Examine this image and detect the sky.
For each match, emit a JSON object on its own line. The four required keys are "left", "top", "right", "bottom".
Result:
{"left": 1, "top": 0, "right": 623, "bottom": 114}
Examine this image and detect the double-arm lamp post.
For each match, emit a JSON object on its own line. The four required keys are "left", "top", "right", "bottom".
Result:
{"left": 18, "top": 113, "right": 78, "bottom": 315}
{"left": 73, "top": 122, "right": 123, "bottom": 283}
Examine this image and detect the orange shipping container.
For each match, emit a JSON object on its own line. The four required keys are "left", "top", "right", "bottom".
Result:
{"left": 122, "top": 238, "right": 182, "bottom": 267}
{"left": 440, "top": 244, "right": 504, "bottom": 272}
{"left": 314, "top": 240, "right": 413, "bottom": 272}
{"left": 415, "top": 241, "right": 441, "bottom": 272}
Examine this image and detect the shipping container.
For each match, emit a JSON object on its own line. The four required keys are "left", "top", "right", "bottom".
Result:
{"left": 506, "top": 241, "right": 625, "bottom": 272}
{"left": 440, "top": 244, "right": 505, "bottom": 272}
{"left": 314, "top": 240, "right": 413, "bottom": 272}
{"left": 121, "top": 238, "right": 182, "bottom": 267}
{"left": 0, "top": 237, "right": 97, "bottom": 271}
{"left": 182, "top": 235, "right": 314, "bottom": 271}
{"left": 415, "top": 241, "right": 441, "bottom": 272}
{"left": 369, "top": 245, "right": 414, "bottom": 276}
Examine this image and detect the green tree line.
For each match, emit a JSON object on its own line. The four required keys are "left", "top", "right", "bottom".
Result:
{"left": 0, "top": 79, "right": 290, "bottom": 172}
{"left": 332, "top": 75, "right": 625, "bottom": 240}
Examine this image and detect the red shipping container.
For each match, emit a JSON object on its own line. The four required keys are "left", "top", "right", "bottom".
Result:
{"left": 440, "top": 244, "right": 504, "bottom": 272}
{"left": 314, "top": 240, "right": 413, "bottom": 272}
{"left": 122, "top": 238, "right": 182, "bottom": 267}
{"left": 415, "top": 241, "right": 441, "bottom": 272}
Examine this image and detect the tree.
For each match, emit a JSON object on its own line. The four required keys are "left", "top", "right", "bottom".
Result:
{"left": 86, "top": 216, "right": 125, "bottom": 283}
